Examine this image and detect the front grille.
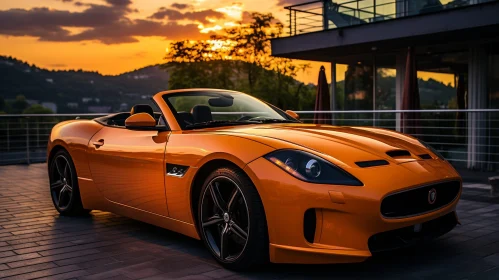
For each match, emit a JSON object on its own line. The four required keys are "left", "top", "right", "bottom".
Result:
{"left": 380, "top": 180, "right": 461, "bottom": 218}
{"left": 368, "top": 211, "right": 458, "bottom": 253}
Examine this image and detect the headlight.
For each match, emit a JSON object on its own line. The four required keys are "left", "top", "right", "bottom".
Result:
{"left": 418, "top": 139, "right": 445, "bottom": 161}
{"left": 264, "top": 150, "right": 363, "bottom": 186}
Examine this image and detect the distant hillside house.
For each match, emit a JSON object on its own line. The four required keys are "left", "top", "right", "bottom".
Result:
{"left": 119, "top": 103, "right": 129, "bottom": 111}
{"left": 26, "top": 99, "right": 38, "bottom": 106}
{"left": 41, "top": 102, "right": 57, "bottom": 113}
{"left": 88, "top": 106, "right": 111, "bottom": 113}
{"left": 67, "top": 102, "right": 79, "bottom": 109}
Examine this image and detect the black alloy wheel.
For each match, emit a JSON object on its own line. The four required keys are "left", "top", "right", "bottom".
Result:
{"left": 49, "top": 149, "right": 89, "bottom": 216}
{"left": 198, "top": 167, "right": 268, "bottom": 270}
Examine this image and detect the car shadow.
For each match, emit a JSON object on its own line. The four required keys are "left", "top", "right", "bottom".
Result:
{"left": 53, "top": 211, "right": 480, "bottom": 279}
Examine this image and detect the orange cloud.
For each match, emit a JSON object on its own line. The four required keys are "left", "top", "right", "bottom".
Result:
{"left": 0, "top": 0, "right": 213, "bottom": 44}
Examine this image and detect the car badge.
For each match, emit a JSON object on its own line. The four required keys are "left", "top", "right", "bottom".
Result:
{"left": 428, "top": 188, "right": 437, "bottom": 205}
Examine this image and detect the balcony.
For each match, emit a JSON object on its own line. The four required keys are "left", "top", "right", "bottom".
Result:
{"left": 285, "top": 0, "right": 496, "bottom": 37}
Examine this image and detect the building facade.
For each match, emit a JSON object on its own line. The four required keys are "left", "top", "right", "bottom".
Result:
{"left": 271, "top": 0, "right": 499, "bottom": 179}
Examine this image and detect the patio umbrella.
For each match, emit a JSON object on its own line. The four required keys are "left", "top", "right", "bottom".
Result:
{"left": 455, "top": 74, "right": 466, "bottom": 135}
{"left": 314, "top": 66, "right": 332, "bottom": 124}
{"left": 401, "top": 47, "right": 420, "bottom": 135}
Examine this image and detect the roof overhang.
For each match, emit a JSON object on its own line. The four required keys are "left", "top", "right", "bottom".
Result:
{"left": 271, "top": 1, "right": 499, "bottom": 61}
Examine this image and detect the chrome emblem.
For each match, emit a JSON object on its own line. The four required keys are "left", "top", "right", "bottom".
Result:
{"left": 223, "top": 213, "right": 230, "bottom": 223}
{"left": 428, "top": 188, "right": 437, "bottom": 205}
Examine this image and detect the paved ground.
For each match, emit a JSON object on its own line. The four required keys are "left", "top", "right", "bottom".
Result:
{"left": 1, "top": 164, "right": 499, "bottom": 280}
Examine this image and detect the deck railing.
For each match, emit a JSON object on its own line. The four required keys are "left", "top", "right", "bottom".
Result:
{"left": 285, "top": 0, "right": 496, "bottom": 36}
{"left": 0, "top": 109, "right": 498, "bottom": 175}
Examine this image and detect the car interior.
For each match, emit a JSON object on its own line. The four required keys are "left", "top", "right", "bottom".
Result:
{"left": 95, "top": 103, "right": 218, "bottom": 129}
{"left": 176, "top": 105, "right": 213, "bottom": 127}
{"left": 95, "top": 104, "right": 167, "bottom": 128}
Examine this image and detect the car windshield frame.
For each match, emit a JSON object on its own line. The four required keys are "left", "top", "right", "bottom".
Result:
{"left": 162, "top": 90, "right": 299, "bottom": 130}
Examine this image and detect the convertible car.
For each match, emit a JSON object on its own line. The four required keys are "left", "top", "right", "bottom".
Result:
{"left": 47, "top": 89, "right": 461, "bottom": 270}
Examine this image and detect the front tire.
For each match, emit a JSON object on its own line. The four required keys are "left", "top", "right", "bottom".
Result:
{"left": 198, "top": 167, "right": 268, "bottom": 270}
{"left": 49, "top": 149, "right": 90, "bottom": 216}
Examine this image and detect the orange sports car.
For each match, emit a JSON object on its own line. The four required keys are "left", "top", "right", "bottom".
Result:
{"left": 47, "top": 89, "right": 461, "bottom": 270}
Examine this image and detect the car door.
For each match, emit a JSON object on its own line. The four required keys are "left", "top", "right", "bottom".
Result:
{"left": 87, "top": 126, "right": 170, "bottom": 216}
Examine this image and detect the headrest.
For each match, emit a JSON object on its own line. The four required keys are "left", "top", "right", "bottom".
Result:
{"left": 191, "top": 105, "right": 213, "bottom": 123}
{"left": 177, "top": 112, "right": 194, "bottom": 126}
{"left": 130, "top": 104, "right": 154, "bottom": 117}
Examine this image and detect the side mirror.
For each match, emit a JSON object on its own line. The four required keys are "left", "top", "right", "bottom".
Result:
{"left": 125, "top": 113, "right": 157, "bottom": 129}
{"left": 285, "top": 110, "right": 300, "bottom": 120}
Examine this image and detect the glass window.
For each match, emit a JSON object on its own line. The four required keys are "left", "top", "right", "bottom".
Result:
{"left": 488, "top": 45, "right": 499, "bottom": 172}
{"left": 375, "top": 55, "right": 397, "bottom": 129}
{"left": 163, "top": 90, "right": 296, "bottom": 129}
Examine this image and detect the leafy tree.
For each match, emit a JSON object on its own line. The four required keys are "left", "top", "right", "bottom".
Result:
{"left": 163, "top": 12, "right": 314, "bottom": 111}
{"left": 22, "top": 104, "right": 53, "bottom": 114}
{"left": 10, "top": 95, "right": 29, "bottom": 114}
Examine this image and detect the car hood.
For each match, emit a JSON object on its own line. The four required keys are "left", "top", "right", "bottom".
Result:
{"left": 215, "top": 123, "right": 432, "bottom": 167}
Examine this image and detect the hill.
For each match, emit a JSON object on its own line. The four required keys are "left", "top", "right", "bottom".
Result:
{"left": 0, "top": 56, "right": 170, "bottom": 113}
{"left": 0, "top": 55, "right": 457, "bottom": 113}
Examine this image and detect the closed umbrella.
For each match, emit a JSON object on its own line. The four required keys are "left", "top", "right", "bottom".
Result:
{"left": 455, "top": 73, "right": 466, "bottom": 135}
{"left": 314, "top": 66, "right": 332, "bottom": 124}
{"left": 401, "top": 47, "right": 420, "bottom": 135}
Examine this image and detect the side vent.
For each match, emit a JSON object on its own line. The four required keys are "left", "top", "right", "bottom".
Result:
{"left": 386, "top": 150, "right": 411, "bottom": 158}
{"left": 419, "top": 154, "right": 432, "bottom": 159}
{"left": 356, "top": 160, "right": 389, "bottom": 168}
{"left": 166, "top": 164, "right": 189, "bottom": 177}
{"left": 303, "top": 209, "right": 316, "bottom": 243}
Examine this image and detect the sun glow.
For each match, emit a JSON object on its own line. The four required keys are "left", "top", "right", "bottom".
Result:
{"left": 207, "top": 39, "right": 236, "bottom": 51}
{"left": 215, "top": 4, "right": 243, "bottom": 19}
{"left": 200, "top": 24, "right": 223, "bottom": 33}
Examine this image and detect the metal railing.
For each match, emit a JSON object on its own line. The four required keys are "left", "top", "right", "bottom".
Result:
{"left": 0, "top": 109, "right": 498, "bottom": 174}
{"left": 286, "top": 0, "right": 496, "bottom": 36}
{"left": 0, "top": 114, "right": 105, "bottom": 165}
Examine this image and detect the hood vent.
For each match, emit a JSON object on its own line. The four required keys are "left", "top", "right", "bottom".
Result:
{"left": 356, "top": 160, "right": 389, "bottom": 168}
{"left": 418, "top": 154, "right": 432, "bottom": 160}
{"left": 386, "top": 150, "right": 411, "bottom": 158}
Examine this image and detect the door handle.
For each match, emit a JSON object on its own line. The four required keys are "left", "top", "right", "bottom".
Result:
{"left": 93, "top": 139, "right": 104, "bottom": 148}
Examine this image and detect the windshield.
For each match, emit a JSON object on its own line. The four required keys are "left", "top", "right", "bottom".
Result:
{"left": 163, "top": 90, "right": 298, "bottom": 130}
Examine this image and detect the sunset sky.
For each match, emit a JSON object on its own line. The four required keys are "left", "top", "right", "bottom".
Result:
{"left": 0, "top": 0, "right": 453, "bottom": 86}
{"left": 0, "top": 0, "right": 327, "bottom": 83}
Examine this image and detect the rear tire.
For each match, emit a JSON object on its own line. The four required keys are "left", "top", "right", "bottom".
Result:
{"left": 198, "top": 167, "right": 269, "bottom": 270}
{"left": 49, "top": 149, "right": 90, "bottom": 216}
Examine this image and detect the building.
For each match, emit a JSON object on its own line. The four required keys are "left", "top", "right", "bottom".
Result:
{"left": 66, "top": 102, "right": 79, "bottom": 109}
{"left": 41, "top": 102, "right": 57, "bottom": 113}
{"left": 87, "top": 106, "right": 111, "bottom": 113}
{"left": 271, "top": 0, "right": 499, "bottom": 178}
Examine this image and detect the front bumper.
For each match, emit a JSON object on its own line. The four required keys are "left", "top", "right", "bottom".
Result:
{"left": 243, "top": 157, "right": 461, "bottom": 264}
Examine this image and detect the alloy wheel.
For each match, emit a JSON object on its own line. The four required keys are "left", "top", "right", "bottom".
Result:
{"left": 200, "top": 176, "right": 250, "bottom": 262}
{"left": 50, "top": 155, "right": 74, "bottom": 211}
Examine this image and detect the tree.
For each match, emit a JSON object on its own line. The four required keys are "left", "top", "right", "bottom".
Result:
{"left": 0, "top": 96, "right": 4, "bottom": 111}
{"left": 22, "top": 104, "right": 53, "bottom": 114}
{"left": 10, "top": 95, "right": 29, "bottom": 114}
{"left": 163, "top": 12, "right": 314, "bottom": 111}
